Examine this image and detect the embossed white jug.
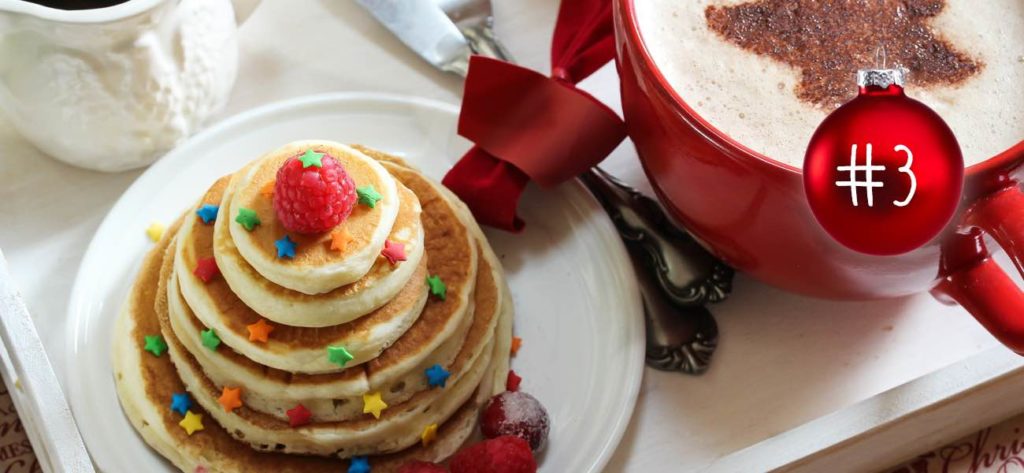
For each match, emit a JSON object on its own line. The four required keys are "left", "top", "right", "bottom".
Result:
{"left": 0, "top": 0, "right": 260, "bottom": 171}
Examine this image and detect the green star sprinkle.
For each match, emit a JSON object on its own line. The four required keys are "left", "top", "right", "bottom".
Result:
{"left": 357, "top": 185, "right": 382, "bottom": 208}
{"left": 327, "top": 345, "right": 354, "bottom": 368}
{"left": 235, "top": 207, "right": 261, "bottom": 231}
{"left": 298, "top": 149, "right": 324, "bottom": 168}
{"left": 201, "top": 328, "right": 221, "bottom": 351}
{"left": 144, "top": 335, "right": 168, "bottom": 357}
{"left": 426, "top": 275, "right": 447, "bottom": 300}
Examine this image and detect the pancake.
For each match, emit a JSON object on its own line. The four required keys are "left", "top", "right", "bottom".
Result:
{"left": 227, "top": 141, "right": 401, "bottom": 294}
{"left": 178, "top": 176, "right": 428, "bottom": 373}
{"left": 166, "top": 172, "right": 499, "bottom": 421}
{"left": 112, "top": 225, "right": 486, "bottom": 472}
{"left": 214, "top": 166, "right": 425, "bottom": 328}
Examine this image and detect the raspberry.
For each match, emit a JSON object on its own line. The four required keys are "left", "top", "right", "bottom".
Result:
{"left": 480, "top": 392, "right": 550, "bottom": 452}
{"left": 272, "top": 153, "right": 357, "bottom": 234}
{"left": 397, "top": 461, "right": 446, "bottom": 473}
{"left": 450, "top": 436, "right": 536, "bottom": 473}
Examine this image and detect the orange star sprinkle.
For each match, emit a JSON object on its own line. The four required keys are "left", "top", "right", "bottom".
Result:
{"left": 510, "top": 337, "right": 523, "bottom": 356}
{"left": 260, "top": 180, "right": 275, "bottom": 197}
{"left": 247, "top": 319, "right": 274, "bottom": 343}
{"left": 330, "top": 228, "right": 353, "bottom": 252}
{"left": 218, "top": 386, "right": 243, "bottom": 413}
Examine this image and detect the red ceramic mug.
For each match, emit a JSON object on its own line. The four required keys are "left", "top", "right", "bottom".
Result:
{"left": 612, "top": 0, "right": 1024, "bottom": 353}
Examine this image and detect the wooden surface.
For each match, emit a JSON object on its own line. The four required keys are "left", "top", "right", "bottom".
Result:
{"left": 0, "top": 1, "right": 1021, "bottom": 470}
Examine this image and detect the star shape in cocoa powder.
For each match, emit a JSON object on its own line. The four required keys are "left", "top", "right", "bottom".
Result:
{"left": 704, "top": 0, "right": 980, "bottom": 108}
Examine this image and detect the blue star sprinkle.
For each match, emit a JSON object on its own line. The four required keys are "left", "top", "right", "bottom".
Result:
{"left": 275, "top": 235, "right": 296, "bottom": 259}
{"left": 348, "top": 456, "right": 370, "bottom": 473}
{"left": 170, "top": 392, "right": 192, "bottom": 416}
{"left": 195, "top": 204, "right": 219, "bottom": 224}
{"left": 425, "top": 364, "right": 451, "bottom": 389}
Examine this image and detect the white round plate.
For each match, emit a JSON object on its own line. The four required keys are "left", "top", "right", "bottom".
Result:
{"left": 65, "top": 93, "right": 643, "bottom": 472}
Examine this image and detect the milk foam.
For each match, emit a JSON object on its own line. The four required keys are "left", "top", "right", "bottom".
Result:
{"left": 635, "top": 0, "right": 1024, "bottom": 167}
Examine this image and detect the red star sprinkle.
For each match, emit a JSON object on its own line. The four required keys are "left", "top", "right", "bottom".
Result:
{"left": 286, "top": 404, "right": 312, "bottom": 427}
{"left": 381, "top": 240, "right": 407, "bottom": 265}
{"left": 193, "top": 257, "right": 219, "bottom": 283}
{"left": 506, "top": 370, "right": 522, "bottom": 392}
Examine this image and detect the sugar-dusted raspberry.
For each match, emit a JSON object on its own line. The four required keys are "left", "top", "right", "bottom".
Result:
{"left": 480, "top": 391, "right": 550, "bottom": 452}
{"left": 272, "top": 153, "right": 357, "bottom": 234}
{"left": 397, "top": 461, "right": 447, "bottom": 473}
{"left": 449, "top": 436, "right": 536, "bottom": 473}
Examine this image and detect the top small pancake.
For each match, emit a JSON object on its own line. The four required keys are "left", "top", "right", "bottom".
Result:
{"left": 229, "top": 141, "right": 401, "bottom": 295}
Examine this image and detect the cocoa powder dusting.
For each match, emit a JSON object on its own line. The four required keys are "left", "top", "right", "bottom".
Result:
{"left": 705, "top": 0, "right": 981, "bottom": 109}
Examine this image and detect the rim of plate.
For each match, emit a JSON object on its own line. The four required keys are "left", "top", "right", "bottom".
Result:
{"left": 64, "top": 92, "right": 644, "bottom": 472}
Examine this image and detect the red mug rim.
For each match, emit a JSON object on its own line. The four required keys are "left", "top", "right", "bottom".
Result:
{"left": 619, "top": 0, "right": 1024, "bottom": 178}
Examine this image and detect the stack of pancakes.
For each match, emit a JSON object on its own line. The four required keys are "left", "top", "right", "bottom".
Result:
{"left": 113, "top": 142, "right": 513, "bottom": 472}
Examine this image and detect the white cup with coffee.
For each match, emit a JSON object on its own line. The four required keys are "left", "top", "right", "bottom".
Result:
{"left": 0, "top": 0, "right": 261, "bottom": 171}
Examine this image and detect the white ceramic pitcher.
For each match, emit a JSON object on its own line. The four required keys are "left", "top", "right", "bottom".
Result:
{"left": 0, "top": 0, "right": 260, "bottom": 171}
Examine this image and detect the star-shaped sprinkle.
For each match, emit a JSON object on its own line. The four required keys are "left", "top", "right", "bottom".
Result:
{"left": 246, "top": 319, "right": 274, "bottom": 343}
{"left": 705, "top": 0, "right": 980, "bottom": 108}
{"left": 286, "top": 404, "right": 312, "bottom": 427}
{"left": 506, "top": 370, "right": 522, "bottom": 392}
{"left": 179, "top": 411, "right": 204, "bottom": 435}
{"left": 235, "top": 207, "right": 261, "bottom": 231}
{"left": 381, "top": 240, "right": 406, "bottom": 265}
{"left": 196, "top": 204, "right": 219, "bottom": 224}
{"left": 330, "top": 228, "right": 353, "bottom": 252}
{"left": 362, "top": 392, "right": 387, "bottom": 419}
{"left": 299, "top": 149, "right": 324, "bottom": 168}
{"left": 426, "top": 275, "right": 446, "bottom": 300}
{"left": 421, "top": 423, "right": 438, "bottom": 447}
{"left": 218, "top": 386, "right": 243, "bottom": 413}
{"left": 146, "top": 222, "right": 165, "bottom": 242}
{"left": 201, "top": 328, "right": 221, "bottom": 351}
{"left": 510, "top": 336, "right": 523, "bottom": 356}
{"left": 348, "top": 456, "right": 370, "bottom": 473}
{"left": 193, "top": 257, "right": 219, "bottom": 283}
{"left": 143, "top": 335, "right": 167, "bottom": 357}
{"left": 357, "top": 185, "right": 382, "bottom": 208}
{"left": 195, "top": 466, "right": 208, "bottom": 473}
{"left": 327, "top": 345, "right": 354, "bottom": 368}
{"left": 260, "top": 180, "right": 276, "bottom": 197}
{"left": 425, "top": 364, "right": 450, "bottom": 388}
{"left": 170, "top": 392, "right": 192, "bottom": 416}
{"left": 275, "top": 235, "right": 297, "bottom": 259}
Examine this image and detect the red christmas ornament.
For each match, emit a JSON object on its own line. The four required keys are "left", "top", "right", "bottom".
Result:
{"left": 803, "top": 69, "right": 964, "bottom": 256}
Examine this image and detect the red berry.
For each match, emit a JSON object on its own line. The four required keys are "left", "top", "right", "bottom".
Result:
{"left": 272, "top": 154, "right": 357, "bottom": 234}
{"left": 480, "top": 392, "right": 550, "bottom": 452}
{"left": 450, "top": 436, "right": 536, "bottom": 473}
{"left": 397, "top": 461, "right": 446, "bottom": 473}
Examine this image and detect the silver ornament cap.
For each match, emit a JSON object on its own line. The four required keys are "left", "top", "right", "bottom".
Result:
{"left": 857, "top": 68, "right": 906, "bottom": 88}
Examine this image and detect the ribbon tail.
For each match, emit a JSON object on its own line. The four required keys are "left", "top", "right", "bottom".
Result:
{"left": 442, "top": 145, "right": 529, "bottom": 232}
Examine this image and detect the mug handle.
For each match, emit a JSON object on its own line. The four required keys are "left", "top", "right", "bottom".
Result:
{"left": 933, "top": 185, "right": 1024, "bottom": 353}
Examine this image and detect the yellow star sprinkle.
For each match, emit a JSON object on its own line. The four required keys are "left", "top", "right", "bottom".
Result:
{"left": 146, "top": 222, "right": 165, "bottom": 242}
{"left": 179, "top": 410, "right": 204, "bottom": 435}
{"left": 421, "top": 423, "right": 438, "bottom": 447}
{"left": 362, "top": 392, "right": 387, "bottom": 419}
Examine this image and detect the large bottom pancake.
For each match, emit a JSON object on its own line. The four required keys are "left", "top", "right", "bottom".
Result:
{"left": 113, "top": 226, "right": 491, "bottom": 472}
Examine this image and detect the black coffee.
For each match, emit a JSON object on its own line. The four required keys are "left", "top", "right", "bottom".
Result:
{"left": 22, "top": 0, "right": 128, "bottom": 10}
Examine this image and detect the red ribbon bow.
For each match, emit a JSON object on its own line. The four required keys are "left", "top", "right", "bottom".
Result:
{"left": 441, "top": 0, "right": 625, "bottom": 232}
